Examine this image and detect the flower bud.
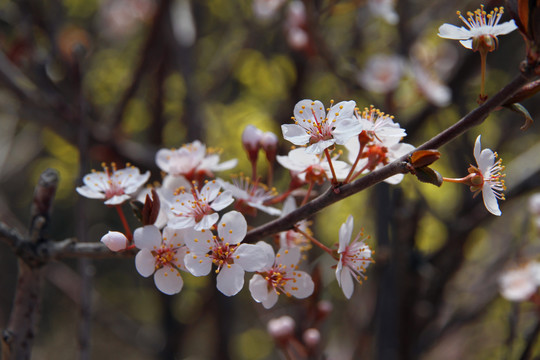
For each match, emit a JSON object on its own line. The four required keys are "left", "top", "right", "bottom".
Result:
{"left": 242, "top": 125, "right": 263, "bottom": 163}
{"left": 302, "top": 328, "right": 321, "bottom": 348}
{"left": 260, "top": 131, "right": 279, "bottom": 162}
{"left": 101, "top": 231, "right": 128, "bottom": 252}
{"left": 267, "top": 315, "right": 295, "bottom": 341}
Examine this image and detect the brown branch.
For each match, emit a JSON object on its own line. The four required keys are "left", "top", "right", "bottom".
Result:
{"left": 245, "top": 65, "right": 538, "bottom": 243}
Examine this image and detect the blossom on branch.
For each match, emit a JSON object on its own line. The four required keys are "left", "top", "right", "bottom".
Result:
{"left": 277, "top": 148, "right": 351, "bottom": 183}
{"left": 168, "top": 180, "right": 233, "bottom": 231}
{"left": 134, "top": 225, "right": 189, "bottom": 295}
{"left": 437, "top": 5, "right": 517, "bottom": 51}
{"left": 219, "top": 176, "right": 281, "bottom": 216}
{"left": 469, "top": 135, "right": 506, "bottom": 216}
{"left": 183, "top": 211, "right": 268, "bottom": 296}
{"left": 156, "top": 140, "right": 237, "bottom": 182}
{"left": 76, "top": 163, "right": 150, "bottom": 205}
{"left": 249, "top": 242, "right": 314, "bottom": 308}
{"left": 281, "top": 99, "right": 363, "bottom": 154}
{"left": 336, "top": 216, "right": 373, "bottom": 299}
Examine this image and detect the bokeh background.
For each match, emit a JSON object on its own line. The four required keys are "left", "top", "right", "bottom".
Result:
{"left": 1, "top": 0, "right": 540, "bottom": 359}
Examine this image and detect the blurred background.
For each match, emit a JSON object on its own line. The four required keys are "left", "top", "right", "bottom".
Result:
{"left": 1, "top": 0, "right": 540, "bottom": 359}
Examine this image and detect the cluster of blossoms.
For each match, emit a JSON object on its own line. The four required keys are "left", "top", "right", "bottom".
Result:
{"left": 78, "top": 86, "right": 507, "bottom": 305}
{"left": 77, "top": 118, "right": 378, "bottom": 304}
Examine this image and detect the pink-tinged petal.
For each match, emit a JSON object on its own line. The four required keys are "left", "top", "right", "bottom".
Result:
{"left": 210, "top": 191, "right": 234, "bottom": 211}
{"left": 162, "top": 227, "right": 186, "bottom": 247}
{"left": 134, "top": 225, "right": 162, "bottom": 250}
{"left": 135, "top": 249, "right": 156, "bottom": 277}
{"left": 276, "top": 247, "right": 301, "bottom": 268}
{"left": 167, "top": 216, "right": 196, "bottom": 230}
{"left": 284, "top": 271, "right": 314, "bottom": 299}
{"left": 482, "top": 185, "right": 501, "bottom": 216}
{"left": 249, "top": 274, "right": 271, "bottom": 303}
{"left": 262, "top": 290, "right": 279, "bottom": 309}
{"left": 184, "top": 253, "right": 212, "bottom": 276}
{"left": 340, "top": 267, "right": 355, "bottom": 299}
{"left": 336, "top": 260, "right": 344, "bottom": 286}
{"left": 194, "top": 213, "right": 219, "bottom": 231}
{"left": 184, "top": 228, "right": 214, "bottom": 254}
{"left": 338, "top": 216, "right": 354, "bottom": 252}
{"left": 437, "top": 23, "right": 470, "bottom": 39}
{"left": 154, "top": 266, "right": 184, "bottom": 295}
{"left": 492, "top": 20, "right": 517, "bottom": 36}
{"left": 217, "top": 211, "right": 247, "bottom": 245}
{"left": 281, "top": 124, "right": 310, "bottom": 145}
{"left": 459, "top": 39, "right": 473, "bottom": 49}
{"left": 217, "top": 263, "right": 245, "bottom": 296}
{"left": 235, "top": 243, "right": 270, "bottom": 272}
{"left": 76, "top": 186, "right": 105, "bottom": 199}
{"left": 104, "top": 195, "right": 131, "bottom": 205}
{"left": 101, "top": 231, "right": 128, "bottom": 252}
{"left": 305, "top": 139, "right": 336, "bottom": 155}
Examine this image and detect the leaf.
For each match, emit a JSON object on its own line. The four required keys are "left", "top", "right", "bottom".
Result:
{"left": 503, "top": 102, "right": 534, "bottom": 130}
{"left": 413, "top": 166, "right": 443, "bottom": 187}
{"left": 409, "top": 150, "right": 441, "bottom": 169}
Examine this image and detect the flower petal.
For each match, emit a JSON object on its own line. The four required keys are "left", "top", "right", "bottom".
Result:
{"left": 217, "top": 263, "right": 245, "bottom": 296}
{"left": 235, "top": 243, "right": 270, "bottom": 272}
{"left": 134, "top": 225, "right": 162, "bottom": 250}
{"left": 340, "top": 267, "right": 355, "bottom": 299}
{"left": 437, "top": 23, "right": 471, "bottom": 40}
{"left": 482, "top": 184, "right": 502, "bottom": 216}
{"left": 338, "top": 216, "right": 354, "bottom": 252}
{"left": 217, "top": 211, "right": 247, "bottom": 245}
{"left": 154, "top": 266, "right": 184, "bottom": 295}
{"left": 184, "top": 253, "right": 212, "bottom": 276}
{"left": 135, "top": 249, "right": 156, "bottom": 277}
{"left": 281, "top": 124, "right": 310, "bottom": 146}
{"left": 249, "top": 274, "right": 270, "bottom": 303}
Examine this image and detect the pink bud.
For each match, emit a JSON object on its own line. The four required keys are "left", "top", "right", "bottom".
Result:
{"left": 302, "top": 328, "right": 321, "bottom": 348}
{"left": 242, "top": 125, "right": 263, "bottom": 163}
{"left": 261, "top": 131, "right": 278, "bottom": 162}
{"left": 267, "top": 315, "right": 295, "bottom": 340}
{"left": 101, "top": 231, "right": 128, "bottom": 252}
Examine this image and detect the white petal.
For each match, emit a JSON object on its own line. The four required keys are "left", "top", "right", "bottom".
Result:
{"left": 262, "top": 290, "right": 279, "bottom": 309}
{"left": 478, "top": 148, "right": 495, "bottom": 174}
{"left": 134, "top": 225, "right": 162, "bottom": 250}
{"left": 340, "top": 267, "right": 355, "bottom": 299}
{"left": 277, "top": 247, "right": 301, "bottom": 268}
{"left": 104, "top": 195, "right": 131, "bottom": 205}
{"left": 285, "top": 271, "right": 314, "bottom": 299}
{"left": 249, "top": 274, "right": 270, "bottom": 303}
{"left": 235, "top": 243, "right": 270, "bottom": 272}
{"left": 459, "top": 39, "right": 473, "bottom": 49}
{"left": 332, "top": 119, "right": 363, "bottom": 145}
{"left": 255, "top": 241, "right": 277, "bottom": 270}
{"left": 210, "top": 191, "right": 234, "bottom": 211}
{"left": 437, "top": 23, "right": 471, "bottom": 40}
{"left": 162, "top": 227, "right": 186, "bottom": 247}
{"left": 338, "top": 216, "right": 354, "bottom": 252}
{"left": 482, "top": 185, "right": 502, "bottom": 216}
{"left": 281, "top": 124, "right": 310, "bottom": 146}
{"left": 184, "top": 253, "right": 212, "bottom": 276}
{"left": 217, "top": 263, "right": 245, "bottom": 296}
{"left": 76, "top": 186, "right": 105, "bottom": 200}
{"left": 135, "top": 249, "right": 156, "bottom": 277}
{"left": 211, "top": 158, "right": 238, "bottom": 172}
{"left": 194, "top": 213, "right": 219, "bottom": 230}
{"left": 154, "top": 266, "right": 183, "bottom": 295}
{"left": 184, "top": 228, "right": 214, "bottom": 254}
{"left": 155, "top": 149, "right": 174, "bottom": 173}
{"left": 305, "top": 139, "right": 335, "bottom": 154}
{"left": 217, "top": 211, "right": 247, "bottom": 245}
{"left": 492, "top": 20, "right": 518, "bottom": 36}
{"left": 474, "top": 135, "right": 482, "bottom": 162}
{"left": 167, "top": 216, "right": 196, "bottom": 229}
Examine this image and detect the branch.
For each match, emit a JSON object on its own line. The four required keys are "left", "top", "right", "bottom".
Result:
{"left": 245, "top": 66, "right": 538, "bottom": 243}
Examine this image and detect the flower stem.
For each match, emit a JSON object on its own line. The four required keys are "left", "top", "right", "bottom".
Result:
{"left": 294, "top": 226, "right": 337, "bottom": 259}
{"left": 115, "top": 205, "right": 133, "bottom": 241}
{"left": 324, "top": 148, "right": 338, "bottom": 184}
{"left": 301, "top": 181, "right": 314, "bottom": 206}
{"left": 344, "top": 142, "right": 365, "bottom": 184}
